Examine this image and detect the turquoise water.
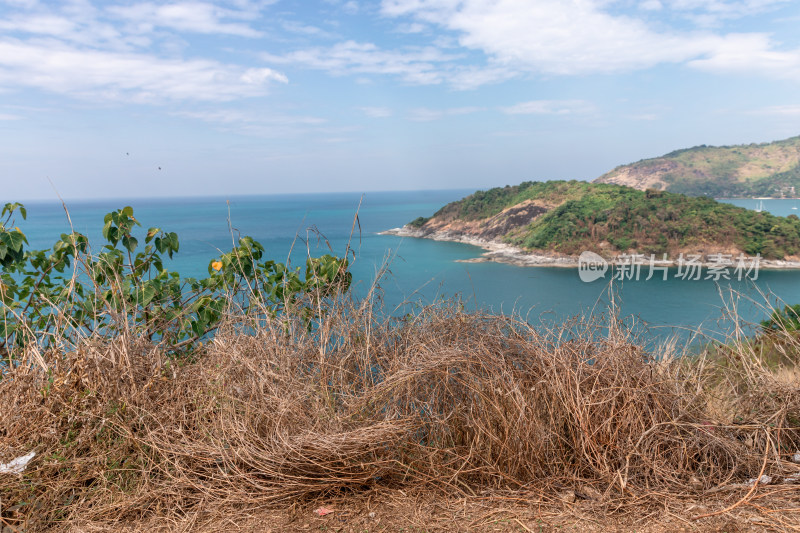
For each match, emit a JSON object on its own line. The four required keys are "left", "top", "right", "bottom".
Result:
{"left": 9, "top": 193, "right": 800, "bottom": 342}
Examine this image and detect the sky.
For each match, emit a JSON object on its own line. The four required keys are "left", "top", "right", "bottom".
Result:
{"left": 1, "top": 0, "right": 799, "bottom": 201}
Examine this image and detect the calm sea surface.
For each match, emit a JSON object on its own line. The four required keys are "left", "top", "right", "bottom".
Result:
{"left": 11, "top": 192, "right": 800, "bottom": 343}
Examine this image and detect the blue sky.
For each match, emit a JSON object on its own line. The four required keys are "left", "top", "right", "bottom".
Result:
{"left": 1, "top": 0, "right": 799, "bottom": 200}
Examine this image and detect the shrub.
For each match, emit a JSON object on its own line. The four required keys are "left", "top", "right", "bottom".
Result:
{"left": 0, "top": 202, "right": 350, "bottom": 364}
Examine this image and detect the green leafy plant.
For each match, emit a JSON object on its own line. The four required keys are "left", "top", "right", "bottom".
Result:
{"left": 761, "top": 304, "right": 800, "bottom": 332}
{"left": 0, "top": 203, "right": 351, "bottom": 365}
{"left": 408, "top": 216, "right": 429, "bottom": 228}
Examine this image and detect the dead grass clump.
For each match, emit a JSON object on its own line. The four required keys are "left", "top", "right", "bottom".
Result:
{"left": 2, "top": 303, "right": 800, "bottom": 531}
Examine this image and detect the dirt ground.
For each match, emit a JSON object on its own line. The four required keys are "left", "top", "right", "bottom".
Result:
{"left": 55, "top": 488, "right": 800, "bottom": 532}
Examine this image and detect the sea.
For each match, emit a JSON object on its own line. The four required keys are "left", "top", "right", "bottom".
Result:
{"left": 9, "top": 192, "right": 800, "bottom": 345}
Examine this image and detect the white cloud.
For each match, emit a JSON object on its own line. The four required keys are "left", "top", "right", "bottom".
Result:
{"left": 171, "top": 108, "right": 336, "bottom": 138}
{"left": 322, "top": 0, "right": 359, "bottom": 14}
{"left": 408, "top": 106, "right": 481, "bottom": 121}
{"left": 640, "top": 0, "right": 663, "bottom": 10}
{"left": 0, "top": 7, "right": 127, "bottom": 49}
{"left": 395, "top": 22, "right": 426, "bottom": 33}
{"left": 662, "top": 0, "right": 790, "bottom": 20}
{"left": 263, "top": 40, "right": 460, "bottom": 85}
{"left": 628, "top": 113, "right": 659, "bottom": 120}
{"left": 0, "top": 113, "right": 22, "bottom": 120}
{"left": 383, "top": 0, "right": 700, "bottom": 74}
{"left": 0, "top": 1, "right": 272, "bottom": 46}
{"left": 359, "top": 106, "right": 393, "bottom": 118}
{"left": 0, "top": 39, "right": 287, "bottom": 103}
{"left": 241, "top": 67, "right": 288, "bottom": 84}
{"left": 107, "top": 2, "right": 263, "bottom": 38}
{"left": 281, "top": 20, "right": 338, "bottom": 39}
{"left": 0, "top": 15, "right": 79, "bottom": 38}
{"left": 0, "top": 0, "right": 38, "bottom": 7}
{"left": 175, "top": 109, "right": 325, "bottom": 125}
{"left": 0, "top": 1, "right": 293, "bottom": 104}
{"left": 687, "top": 33, "right": 800, "bottom": 82}
{"left": 380, "top": 0, "right": 800, "bottom": 82}
{"left": 660, "top": 1, "right": 790, "bottom": 27}
{"left": 264, "top": 38, "right": 512, "bottom": 89}
{"left": 750, "top": 105, "right": 800, "bottom": 116}
{"left": 448, "top": 65, "right": 514, "bottom": 90}
{"left": 500, "top": 100, "right": 594, "bottom": 115}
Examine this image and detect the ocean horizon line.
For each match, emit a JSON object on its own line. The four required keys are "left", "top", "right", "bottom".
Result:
{"left": 8, "top": 187, "right": 478, "bottom": 206}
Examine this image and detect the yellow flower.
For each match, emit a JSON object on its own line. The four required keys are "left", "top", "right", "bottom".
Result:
{"left": 211, "top": 261, "right": 223, "bottom": 271}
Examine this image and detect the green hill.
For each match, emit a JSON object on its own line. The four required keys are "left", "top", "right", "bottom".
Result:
{"left": 408, "top": 180, "right": 800, "bottom": 259}
{"left": 594, "top": 135, "right": 800, "bottom": 198}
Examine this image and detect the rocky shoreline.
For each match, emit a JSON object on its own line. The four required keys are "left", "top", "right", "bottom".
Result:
{"left": 380, "top": 226, "right": 577, "bottom": 267}
{"left": 380, "top": 226, "right": 800, "bottom": 270}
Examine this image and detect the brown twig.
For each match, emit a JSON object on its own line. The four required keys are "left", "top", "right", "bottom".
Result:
{"left": 692, "top": 431, "right": 772, "bottom": 521}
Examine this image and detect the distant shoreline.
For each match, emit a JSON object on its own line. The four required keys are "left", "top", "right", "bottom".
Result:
{"left": 380, "top": 226, "right": 800, "bottom": 270}
{"left": 716, "top": 196, "right": 800, "bottom": 200}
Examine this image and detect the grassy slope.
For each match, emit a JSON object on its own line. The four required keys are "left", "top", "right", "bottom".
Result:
{"left": 413, "top": 180, "right": 800, "bottom": 258}
{"left": 596, "top": 135, "right": 800, "bottom": 197}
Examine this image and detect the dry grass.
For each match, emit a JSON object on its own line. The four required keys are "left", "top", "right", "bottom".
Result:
{"left": 2, "top": 295, "right": 800, "bottom": 531}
